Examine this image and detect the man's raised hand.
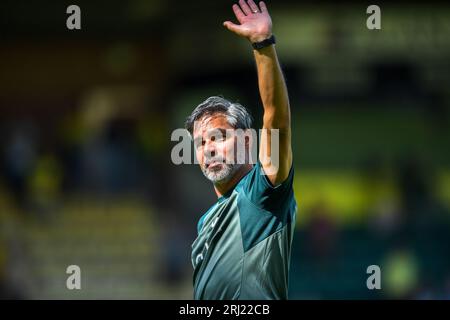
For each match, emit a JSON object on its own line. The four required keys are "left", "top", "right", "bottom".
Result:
{"left": 223, "top": 0, "right": 272, "bottom": 43}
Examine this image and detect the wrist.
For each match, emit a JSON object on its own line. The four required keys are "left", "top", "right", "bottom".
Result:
{"left": 250, "top": 32, "right": 273, "bottom": 43}
{"left": 251, "top": 34, "right": 276, "bottom": 50}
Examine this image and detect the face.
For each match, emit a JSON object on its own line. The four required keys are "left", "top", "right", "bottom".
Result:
{"left": 193, "top": 114, "right": 245, "bottom": 184}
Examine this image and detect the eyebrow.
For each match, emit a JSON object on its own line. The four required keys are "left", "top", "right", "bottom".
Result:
{"left": 193, "top": 128, "right": 229, "bottom": 145}
{"left": 206, "top": 128, "right": 227, "bottom": 138}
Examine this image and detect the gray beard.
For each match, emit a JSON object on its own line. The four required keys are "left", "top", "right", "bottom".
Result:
{"left": 201, "top": 162, "right": 241, "bottom": 184}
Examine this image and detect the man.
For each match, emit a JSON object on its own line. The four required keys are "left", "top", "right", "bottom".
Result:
{"left": 184, "top": 0, "right": 296, "bottom": 300}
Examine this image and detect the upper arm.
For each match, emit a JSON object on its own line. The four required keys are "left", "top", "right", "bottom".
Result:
{"left": 259, "top": 106, "right": 293, "bottom": 187}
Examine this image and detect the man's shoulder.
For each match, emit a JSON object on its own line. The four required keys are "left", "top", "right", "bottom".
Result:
{"left": 235, "top": 160, "right": 296, "bottom": 212}
{"left": 237, "top": 161, "right": 294, "bottom": 193}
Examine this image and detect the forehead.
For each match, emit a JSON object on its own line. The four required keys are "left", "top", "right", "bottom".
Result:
{"left": 193, "top": 114, "right": 233, "bottom": 138}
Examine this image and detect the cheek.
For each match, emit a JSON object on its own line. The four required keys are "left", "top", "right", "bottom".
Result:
{"left": 223, "top": 140, "right": 236, "bottom": 160}
{"left": 196, "top": 148, "right": 204, "bottom": 164}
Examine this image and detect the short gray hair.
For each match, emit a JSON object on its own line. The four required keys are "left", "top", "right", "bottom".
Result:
{"left": 185, "top": 96, "right": 253, "bottom": 135}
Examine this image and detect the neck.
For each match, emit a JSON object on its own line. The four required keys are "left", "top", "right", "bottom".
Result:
{"left": 213, "top": 164, "right": 253, "bottom": 198}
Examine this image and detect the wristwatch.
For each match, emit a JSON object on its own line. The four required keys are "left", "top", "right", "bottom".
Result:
{"left": 252, "top": 35, "right": 276, "bottom": 50}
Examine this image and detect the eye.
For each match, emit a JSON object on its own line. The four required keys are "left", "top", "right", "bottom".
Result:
{"left": 194, "top": 139, "right": 205, "bottom": 149}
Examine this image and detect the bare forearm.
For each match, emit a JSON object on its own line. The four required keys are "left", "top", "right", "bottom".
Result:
{"left": 254, "top": 45, "right": 290, "bottom": 130}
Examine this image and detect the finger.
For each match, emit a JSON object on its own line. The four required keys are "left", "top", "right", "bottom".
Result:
{"left": 232, "top": 4, "right": 246, "bottom": 22}
{"left": 259, "top": 1, "right": 268, "bottom": 13}
{"left": 223, "top": 21, "right": 244, "bottom": 34}
{"left": 248, "top": 0, "right": 260, "bottom": 13}
{"left": 239, "top": 0, "right": 252, "bottom": 15}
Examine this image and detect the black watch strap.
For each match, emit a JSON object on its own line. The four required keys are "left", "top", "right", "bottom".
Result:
{"left": 252, "top": 35, "right": 276, "bottom": 50}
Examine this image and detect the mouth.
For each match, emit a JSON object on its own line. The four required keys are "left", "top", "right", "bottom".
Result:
{"left": 205, "top": 160, "right": 224, "bottom": 170}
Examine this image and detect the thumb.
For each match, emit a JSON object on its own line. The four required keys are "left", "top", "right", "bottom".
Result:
{"left": 223, "top": 21, "right": 243, "bottom": 34}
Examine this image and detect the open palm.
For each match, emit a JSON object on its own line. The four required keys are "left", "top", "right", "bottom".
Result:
{"left": 223, "top": 0, "right": 272, "bottom": 43}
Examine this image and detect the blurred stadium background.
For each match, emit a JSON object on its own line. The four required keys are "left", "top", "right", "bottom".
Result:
{"left": 0, "top": 0, "right": 449, "bottom": 299}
